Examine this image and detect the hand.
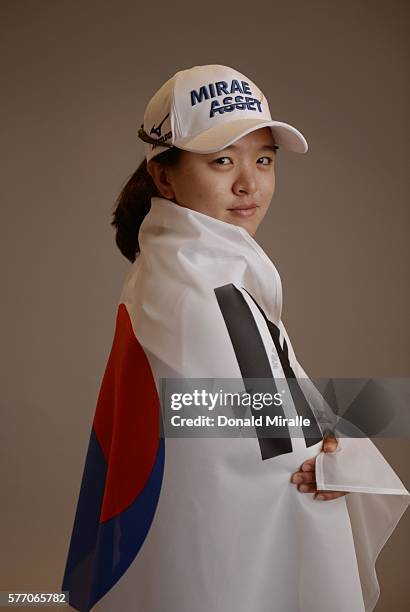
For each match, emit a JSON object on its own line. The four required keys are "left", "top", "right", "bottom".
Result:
{"left": 290, "top": 433, "right": 348, "bottom": 501}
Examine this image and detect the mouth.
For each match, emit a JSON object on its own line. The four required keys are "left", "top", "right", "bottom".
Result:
{"left": 227, "top": 204, "right": 259, "bottom": 218}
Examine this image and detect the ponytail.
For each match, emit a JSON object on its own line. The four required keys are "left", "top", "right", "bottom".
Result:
{"left": 111, "top": 147, "right": 182, "bottom": 263}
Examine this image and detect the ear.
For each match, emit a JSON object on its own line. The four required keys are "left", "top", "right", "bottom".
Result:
{"left": 147, "top": 160, "right": 175, "bottom": 199}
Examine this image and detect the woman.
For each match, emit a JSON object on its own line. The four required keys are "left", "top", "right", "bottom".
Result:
{"left": 62, "top": 64, "right": 409, "bottom": 612}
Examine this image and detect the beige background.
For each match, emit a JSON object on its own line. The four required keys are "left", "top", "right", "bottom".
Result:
{"left": 0, "top": 0, "right": 408, "bottom": 610}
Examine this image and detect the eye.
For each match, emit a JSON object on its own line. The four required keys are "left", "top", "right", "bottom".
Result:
{"left": 258, "top": 156, "right": 273, "bottom": 165}
{"left": 213, "top": 157, "right": 232, "bottom": 165}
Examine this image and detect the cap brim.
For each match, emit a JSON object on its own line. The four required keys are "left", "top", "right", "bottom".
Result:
{"left": 174, "top": 118, "right": 308, "bottom": 154}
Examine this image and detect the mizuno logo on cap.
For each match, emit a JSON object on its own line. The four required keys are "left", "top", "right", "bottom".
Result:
{"left": 150, "top": 113, "right": 170, "bottom": 137}
{"left": 148, "top": 113, "right": 172, "bottom": 150}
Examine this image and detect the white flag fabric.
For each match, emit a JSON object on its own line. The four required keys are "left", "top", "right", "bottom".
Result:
{"left": 63, "top": 196, "right": 409, "bottom": 612}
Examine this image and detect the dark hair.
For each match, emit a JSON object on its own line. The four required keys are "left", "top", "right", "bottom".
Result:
{"left": 111, "top": 147, "right": 182, "bottom": 263}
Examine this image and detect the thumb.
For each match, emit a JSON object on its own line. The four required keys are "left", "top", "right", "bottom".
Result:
{"left": 322, "top": 429, "right": 338, "bottom": 453}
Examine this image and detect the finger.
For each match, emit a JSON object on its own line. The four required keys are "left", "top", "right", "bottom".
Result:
{"left": 292, "top": 471, "right": 316, "bottom": 485}
{"left": 322, "top": 435, "right": 338, "bottom": 453}
{"left": 323, "top": 439, "right": 338, "bottom": 453}
{"left": 297, "top": 483, "right": 317, "bottom": 493}
{"left": 299, "top": 457, "right": 316, "bottom": 472}
{"left": 315, "top": 491, "right": 348, "bottom": 501}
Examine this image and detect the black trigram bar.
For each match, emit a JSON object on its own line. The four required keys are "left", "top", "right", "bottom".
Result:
{"left": 214, "top": 283, "right": 292, "bottom": 460}
{"left": 214, "top": 284, "right": 323, "bottom": 460}
{"left": 243, "top": 288, "right": 323, "bottom": 448}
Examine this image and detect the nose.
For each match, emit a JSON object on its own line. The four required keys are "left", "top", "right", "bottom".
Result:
{"left": 232, "top": 164, "right": 258, "bottom": 197}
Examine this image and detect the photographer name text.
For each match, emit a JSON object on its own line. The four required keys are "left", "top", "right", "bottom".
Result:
{"left": 170, "top": 415, "right": 311, "bottom": 428}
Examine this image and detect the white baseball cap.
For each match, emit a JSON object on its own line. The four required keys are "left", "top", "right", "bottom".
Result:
{"left": 137, "top": 64, "right": 308, "bottom": 162}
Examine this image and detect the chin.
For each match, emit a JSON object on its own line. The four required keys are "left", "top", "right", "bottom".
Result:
{"left": 235, "top": 220, "right": 257, "bottom": 236}
{"left": 246, "top": 226, "right": 257, "bottom": 237}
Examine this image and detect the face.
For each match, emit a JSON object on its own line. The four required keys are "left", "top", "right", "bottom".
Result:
{"left": 148, "top": 127, "right": 277, "bottom": 237}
